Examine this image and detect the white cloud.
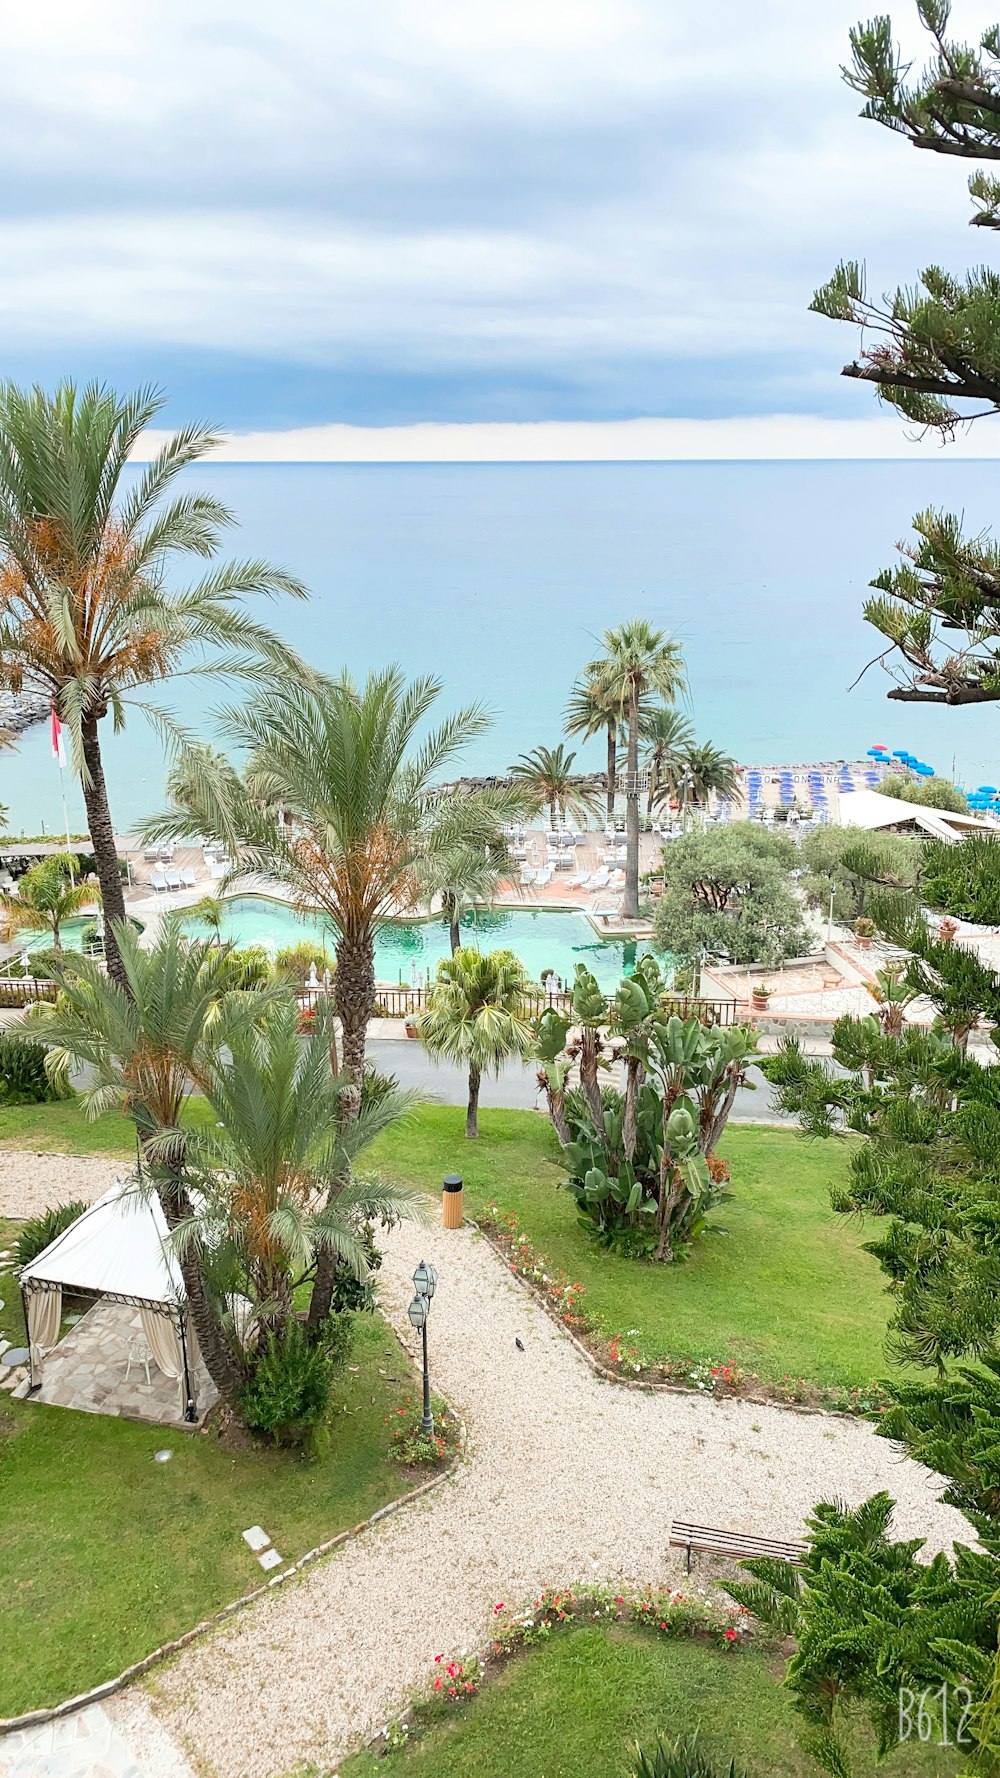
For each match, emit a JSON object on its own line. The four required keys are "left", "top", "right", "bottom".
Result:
{"left": 135, "top": 413, "right": 1000, "bottom": 462}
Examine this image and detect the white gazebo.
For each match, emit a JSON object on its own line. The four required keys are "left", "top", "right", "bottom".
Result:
{"left": 18, "top": 1180, "right": 206, "bottom": 1423}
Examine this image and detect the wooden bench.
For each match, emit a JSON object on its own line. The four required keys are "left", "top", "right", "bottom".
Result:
{"left": 669, "top": 1520, "right": 807, "bottom": 1574}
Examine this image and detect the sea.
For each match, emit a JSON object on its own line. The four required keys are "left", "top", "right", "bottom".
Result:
{"left": 2, "top": 458, "right": 999, "bottom": 836}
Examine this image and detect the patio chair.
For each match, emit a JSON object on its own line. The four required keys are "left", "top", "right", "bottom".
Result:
{"left": 179, "top": 868, "right": 197, "bottom": 889}
{"left": 570, "top": 872, "right": 592, "bottom": 889}
{"left": 535, "top": 866, "right": 554, "bottom": 887}
{"left": 125, "top": 1338, "right": 152, "bottom": 1385}
{"left": 165, "top": 871, "right": 182, "bottom": 891}
{"left": 590, "top": 868, "right": 610, "bottom": 891}
{"left": 149, "top": 872, "right": 169, "bottom": 894}
{"left": 210, "top": 858, "right": 229, "bottom": 879}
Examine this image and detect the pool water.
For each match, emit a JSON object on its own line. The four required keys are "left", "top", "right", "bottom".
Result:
{"left": 183, "top": 897, "right": 656, "bottom": 990}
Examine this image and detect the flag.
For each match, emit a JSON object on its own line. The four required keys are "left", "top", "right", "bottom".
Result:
{"left": 50, "top": 705, "right": 66, "bottom": 768}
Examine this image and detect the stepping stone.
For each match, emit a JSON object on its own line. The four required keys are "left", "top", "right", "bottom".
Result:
{"left": 242, "top": 1525, "right": 271, "bottom": 1553}
{"left": 258, "top": 1547, "right": 283, "bottom": 1571}
{"left": 1, "top": 1346, "right": 28, "bottom": 1368}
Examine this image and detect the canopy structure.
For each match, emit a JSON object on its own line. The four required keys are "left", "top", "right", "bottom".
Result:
{"left": 19, "top": 1180, "right": 201, "bottom": 1422}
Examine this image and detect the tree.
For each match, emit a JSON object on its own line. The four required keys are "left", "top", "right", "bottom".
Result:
{"left": 877, "top": 771, "right": 968, "bottom": 811}
{"left": 175, "top": 893, "right": 227, "bottom": 944}
{"left": 0, "top": 855, "right": 97, "bottom": 951}
{"left": 652, "top": 824, "right": 808, "bottom": 970}
{"left": 921, "top": 831, "right": 1000, "bottom": 920}
{"left": 639, "top": 706, "right": 694, "bottom": 814}
{"left": 811, "top": 6, "right": 1000, "bottom": 705}
{"left": 415, "top": 833, "right": 513, "bottom": 955}
{"left": 146, "top": 668, "right": 524, "bottom": 1325}
{"left": 587, "top": 621, "right": 687, "bottom": 918}
{"left": 0, "top": 380, "right": 307, "bottom": 987}
{"left": 677, "top": 741, "right": 738, "bottom": 811}
{"left": 799, "top": 826, "right": 923, "bottom": 926}
{"left": 416, "top": 947, "right": 533, "bottom": 1136}
{"left": 508, "top": 743, "right": 599, "bottom": 829}
{"left": 565, "top": 674, "right": 626, "bottom": 823}
{"left": 534, "top": 956, "right": 757, "bottom": 1261}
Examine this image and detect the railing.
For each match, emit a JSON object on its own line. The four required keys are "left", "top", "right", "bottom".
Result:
{"left": 0, "top": 976, "right": 59, "bottom": 1007}
{"left": 299, "top": 985, "right": 740, "bottom": 1026}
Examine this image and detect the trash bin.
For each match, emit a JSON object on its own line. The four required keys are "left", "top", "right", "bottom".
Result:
{"left": 442, "top": 1173, "right": 464, "bottom": 1229}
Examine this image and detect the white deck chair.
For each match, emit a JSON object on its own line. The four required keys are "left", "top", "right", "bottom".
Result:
{"left": 179, "top": 868, "right": 197, "bottom": 889}
{"left": 590, "top": 868, "right": 610, "bottom": 891}
{"left": 165, "top": 871, "right": 182, "bottom": 892}
{"left": 149, "top": 872, "right": 169, "bottom": 894}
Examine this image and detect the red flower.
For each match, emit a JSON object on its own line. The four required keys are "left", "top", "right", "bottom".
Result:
{"left": 434, "top": 1654, "right": 443, "bottom": 1663}
{"left": 493, "top": 1602, "right": 504, "bottom": 1614}
{"left": 433, "top": 1679, "right": 443, "bottom": 1690}
{"left": 725, "top": 1629, "right": 738, "bottom": 1642}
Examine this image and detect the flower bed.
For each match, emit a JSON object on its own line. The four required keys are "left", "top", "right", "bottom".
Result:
{"left": 479, "top": 1206, "right": 888, "bottom": 1417}
{"left": 387, "top": 1395, "right": 463, "bottom": 1469}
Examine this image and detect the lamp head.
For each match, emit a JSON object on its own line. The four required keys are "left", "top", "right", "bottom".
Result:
{"left": 407, "top": 1294, "right": 428, "bottom": 1331}
{"left": 412, "top": 1259, "right": 438, "bottom": 1300}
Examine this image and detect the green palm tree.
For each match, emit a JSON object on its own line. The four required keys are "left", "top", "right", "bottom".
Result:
{"left": 679, "top": 741, "right": 739, "bottom": 811}
{"left": 27, "top": 922, "right": 282, "bottom": 1409}
{"left": 0, "top": 380, "right": 308, "bottom": 989}
{"left": 145, "top": 669, "right": 526, "bottom": 1324}
{"left": 184, "top": 998, "right": 420, "bottom": 1338}
{"left": 0, "top": 855, "right": 98, "bottom": 951}
{"left": 509, "top": 743, "right": 599, "bottom": 829}
{"left": 416, "top": 947, "right": 533, "bottom": 1137}
{"left": 588, "top": 621, "right": 687, "bottom": 917}
{"left": 640, "top": 706, "right": 694, "bottom": 815}
{"left": 564, "top": 675, "right": 626, "bottom": 823}
{"left": 415, "top": 837, "right": 511, "bottom": 954}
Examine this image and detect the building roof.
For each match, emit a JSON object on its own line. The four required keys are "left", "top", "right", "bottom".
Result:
{"left": 836, "top": 789, "right": 999, "bottom": 844}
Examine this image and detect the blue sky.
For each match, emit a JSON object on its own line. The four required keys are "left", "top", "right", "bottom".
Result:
{"left": 4, "top": 0, "right": 1000, "bottom": 454}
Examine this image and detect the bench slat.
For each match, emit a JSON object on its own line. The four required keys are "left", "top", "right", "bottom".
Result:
{"left": 669, "top": 1519, "right": 805, "bottom": 1570}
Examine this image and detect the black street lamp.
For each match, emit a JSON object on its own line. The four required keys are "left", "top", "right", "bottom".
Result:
{"left": 407, "top": 1259, "right": 438, "bottom": 1437}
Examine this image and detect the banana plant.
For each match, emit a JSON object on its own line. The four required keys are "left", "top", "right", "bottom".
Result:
{"left": 534, "top": 1005, "right": 572, "bottom": 1143}
{"left": 569, "top": 963, "right": 611, "bottom": 1126}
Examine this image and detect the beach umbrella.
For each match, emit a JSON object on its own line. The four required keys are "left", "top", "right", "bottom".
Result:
{"left": 977, "top": 785, "right": 998, "bottom": 795}
{"left": 892, "top": 750, "right": 909, "bottom": 759}
{"left": 866, "top": 748, "right": 885, "bottom": 758}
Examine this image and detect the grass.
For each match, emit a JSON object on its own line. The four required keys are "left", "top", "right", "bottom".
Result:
{"left": 0, "top": 1219, "right": 422, "bottom": 1717}
{"left": 369, "top": 1108, "right": 893, "bottom": 1392}
{"left": 342, "top": 1624, "right": 959, "bottom": 1778}
{"left": 0, "top": 1093, "right": 219, "bottom": 1155}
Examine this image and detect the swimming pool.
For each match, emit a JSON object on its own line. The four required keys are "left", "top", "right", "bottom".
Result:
{"left": 183, "top": 897, "right": 656, "bottom": 990}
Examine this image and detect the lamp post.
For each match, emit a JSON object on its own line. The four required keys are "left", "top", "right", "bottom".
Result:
{"left": 407, "top": 1259, "right": 438, "bottom": 1437}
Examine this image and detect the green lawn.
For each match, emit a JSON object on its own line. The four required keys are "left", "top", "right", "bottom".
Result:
{"left": 0, "top": 1220, "right": 420, "bottom": 1717}
{"left": 343, "top": 1625, "right": 958, "bottom": 1778}
{"left": 0, "top": 1094, "right": 217, "bottom": 1155}
{"left": 369, "top": 1108, "right": 892, "bottom": 1392}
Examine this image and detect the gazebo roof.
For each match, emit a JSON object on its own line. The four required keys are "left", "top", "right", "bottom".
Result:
{"left": 19, "top": 1180, "right": 185, "bottom": 1307}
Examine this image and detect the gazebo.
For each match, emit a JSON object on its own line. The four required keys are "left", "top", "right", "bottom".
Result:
{"left": 18, "top": 1181, "right": 207, "bottom": 1424}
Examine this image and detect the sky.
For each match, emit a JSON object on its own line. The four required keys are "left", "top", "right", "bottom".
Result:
{"left": 5, "top": 0, "right": 1000, "bottom": 457}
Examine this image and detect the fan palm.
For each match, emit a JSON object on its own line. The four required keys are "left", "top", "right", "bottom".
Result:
{"left": 416, "top": 947, "right": 533, "bottom": 1137}
{"left": 0, "top": 855, "right": 98, "bottom": 951}
{"left": 509, "top": 743, "right": 599, "bottom": 829}
{"left": 144, "top": 669, "right": 525, "bottom": 1322}
{"left": 564, "top": 675, "right": 625, "bottom": 822}
{"left": 181, "top": 998, "right": 421, "bottom": 1337}
{"left": 0, "top": 380, "right": 308, "bottom": 988}
{"left": 640, "top": 706, "right": 694, "bottom": 814}
{"left": 587, "top": 621, "right": 687, "bottom": 917}
{"left": 680, "top": 742, "right": 739, "bottom": 811}
{"left": 27, "top": 922, "right": 282, "bottom": 1408}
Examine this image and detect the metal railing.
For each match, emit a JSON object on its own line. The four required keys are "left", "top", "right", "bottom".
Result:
{"left": 299, "top": 985, "right": 740, "bottom": 1025}
{"left": 0, "top": 977, "right": 59, "bottom": 1007}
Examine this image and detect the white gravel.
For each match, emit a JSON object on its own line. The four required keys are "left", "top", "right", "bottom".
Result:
{"left": 0, "top": 1152, "right": 124, "bottom": 1222}
{"left": 112, "top": 1215, "right": 971, "bottom": 1778}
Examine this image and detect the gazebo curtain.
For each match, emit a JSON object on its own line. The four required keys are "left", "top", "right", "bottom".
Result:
{"left": 27, "top": 1286, "right": 62, "bottom": 1368}
{"left": 140, "top": 1306, "right": 185, "bottom": 1407}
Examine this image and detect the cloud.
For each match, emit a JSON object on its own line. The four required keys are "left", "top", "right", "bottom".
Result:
{"left": 135, "top": 413, "right": 1000, "bottom": 462}
{"left": 2, "top": 1, "right": 999, "bottom": 429}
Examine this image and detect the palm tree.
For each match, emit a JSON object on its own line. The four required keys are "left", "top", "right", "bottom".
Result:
{"left": 679, "top": 741, "right": 739, "bottom": 812}
{"left": 416, "top": 837, "right": 511, "bottom": 954}
{"left": 27, "top": 923, "right": 281, "bottom": 1410}
{"left": 640, "top": 706, "right": 694, "bottom": 814}
{"left": 416, "top": 948, "right": 533, "bottom": 1137}
{"left": 588, "top": 622, "right": 687, "bottom": 918}
{"left": 564, "top": 676, "right": 625, "bottom": 823}
{"left": 0, "top": 380, "right": 308, "bottom": 989}
{"left": 144, "top": 669, "right": 526, "bottom": 1323}
{"left": 0, "top": 855, "right": 98, "bottom": 951}
{"left": 176, "top": 893, "right": 227, "bottom": 945}
{"left": 185, "top": 998, "right": 420, "bottom": 1338}
{"left": 509, "top": 743, "right": 599, "bottom": 829}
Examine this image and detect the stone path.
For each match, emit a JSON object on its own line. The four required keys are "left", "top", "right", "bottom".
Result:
{"left": 0, "top": 1154, "right": 123, "bottom": 1222}
{"left": 65, "top": 1216, "right": 968, "bottom": 1778}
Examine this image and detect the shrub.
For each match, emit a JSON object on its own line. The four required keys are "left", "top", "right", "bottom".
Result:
{"left": 631, "top": 1733, "right": 746, "bottom": 1778}
{"left": 240, "top": 1314, "right": 353, "bottom": 1445}
{"left": 220, "top": 945, "right": 272, "bottom": 990}
{"left": 0, "top": 1034, "right": 64, "bottom": 1105}
{"left": 15, "top": 1200, "right": 87, "bottom": 1267}
{"left": 327, "top": 1219, "right": 384, "bottom": 1313}
{"left": 274, "top": 941, "right": 333, "bottom": 982}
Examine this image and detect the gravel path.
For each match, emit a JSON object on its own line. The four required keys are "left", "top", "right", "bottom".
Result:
{"left": 0, "top": 1152, "right": 124, "bottom": 1222}
{"left": 112, "top": 1216, "right": 969, "bottom": 1778}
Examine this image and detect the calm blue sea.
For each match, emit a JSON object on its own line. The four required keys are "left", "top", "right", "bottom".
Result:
{"left": 2, "top": 459, "right": 999, "bottom": 834}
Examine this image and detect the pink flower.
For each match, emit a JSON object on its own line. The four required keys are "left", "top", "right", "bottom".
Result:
{"left": 434, "top": 1654, "right": 443, "bottom": 1663}
{"left": 433, "top": 1679, "right": 442, "bottom": 1690}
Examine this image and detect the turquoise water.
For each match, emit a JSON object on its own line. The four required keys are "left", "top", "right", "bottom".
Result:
{"left": 182, "top": 896, "right": 653, "bottom": 990}
{"left": 1, "top": 461, "right": 998, "bottom": 836}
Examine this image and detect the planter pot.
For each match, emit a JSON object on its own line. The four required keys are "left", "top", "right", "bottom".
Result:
{"left": 405, "top": 1022, "right": 419, "bottom": 1039}
{"left": 751, "top": 996, "right": 770, "bottom": 1012}
{"left": 856, "top": 936, "right": 872, "bottom": 950}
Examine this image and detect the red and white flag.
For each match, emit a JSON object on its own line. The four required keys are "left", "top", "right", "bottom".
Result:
{"left": 50, "top": 705, "right": 67, "bottom": 768}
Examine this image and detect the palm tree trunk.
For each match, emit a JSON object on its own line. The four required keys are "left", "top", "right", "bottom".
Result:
{"left": 646, "top": 759, "right": 658, "bottom": 817}
{"left": 155, "top": 1165, "right": 246, "bottom": 1412}
{"left": 466, "top": 1062, "right": 481, "bottom": 1138}
{"left": 79, "top": 715, "right": 129, "bottom": 992}
{"left": 445, "top": 892, "right": 461, "bottom": 954}
{"left": 309, "top": 930, "right": 375, "bottom": 1329}
{"left": 623, "top": 681, "right": 640, "bottom": 919}
{"left": 549, "top": 795, "right": 557, "bottom": 829}
{"left": 606, "top": 723, "right": 617, "bottom": 822}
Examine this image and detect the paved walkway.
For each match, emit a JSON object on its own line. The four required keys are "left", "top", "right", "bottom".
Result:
{"left": 65, "top": 1216, "right": 966, "bottom": 1778}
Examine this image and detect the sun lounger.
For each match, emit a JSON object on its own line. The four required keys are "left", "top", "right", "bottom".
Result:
{"left": 570, "top": 873, "right": 592, "bottom": 889}
{"left": 210, "top": 858, "right": 229, "bottom": 880}
{"left": 150, "top": 872, "right": 169, "bottom": 894}
{"left": 535, "top": 866, "right": 554, "bottom": 887}
{"left": 143, "top": 848, "right": 160, "bottom": 862}
{"left": 165, "top": 871, "right": 182, "bottom": 891}
{"left": 519, "top": 866, "right": 536, "bottom": 886}
{"left": 590, "top": 868, "right": 610, "bottom": 890}
{"left": 180, "top": 868, "right": 197, "bottom": 889}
